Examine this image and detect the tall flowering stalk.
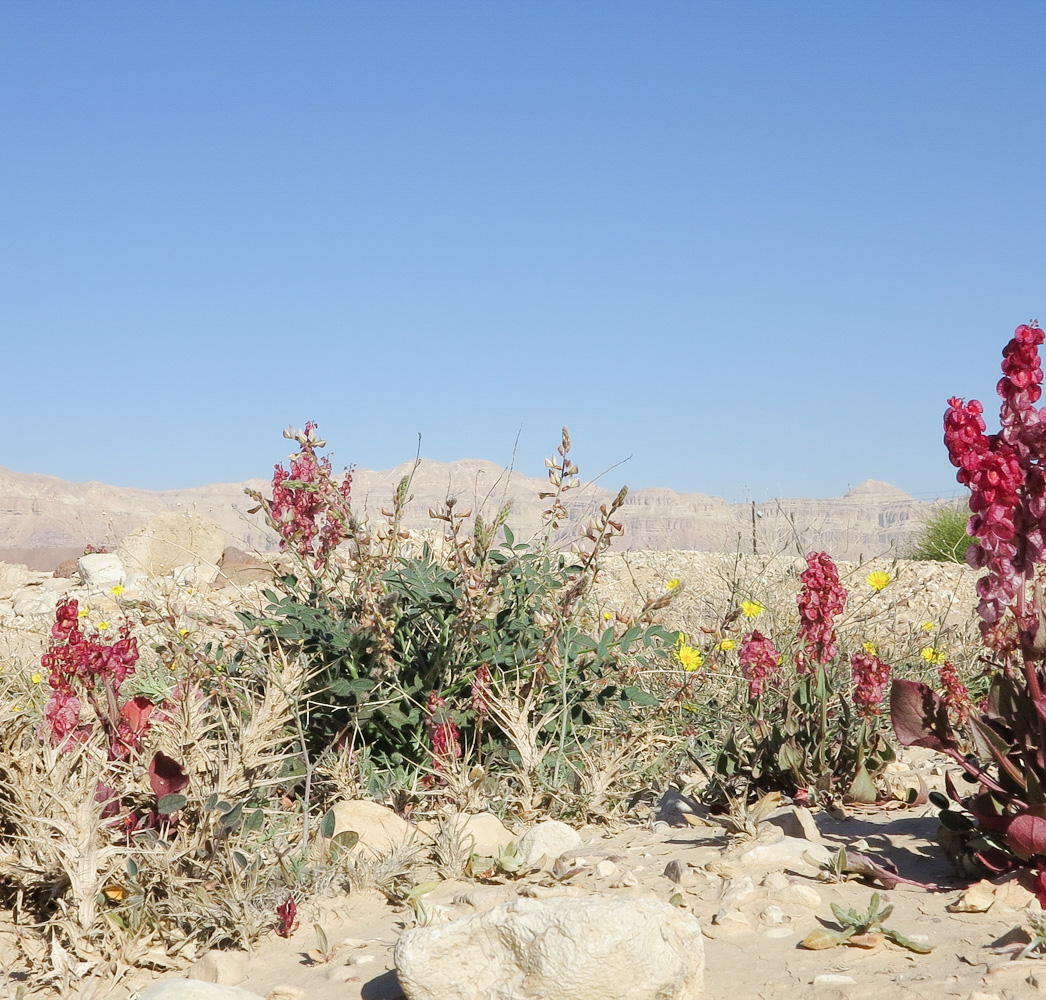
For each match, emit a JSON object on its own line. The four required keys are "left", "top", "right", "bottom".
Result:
{"left": 796, "top": 552, "right": 848, "bottom": 670}
{"left": 892, "top": 322, "right": 1046, "bottom": 879}
{"left": 712, "top": 553, "right": 895, "bottom": 806}
{"left": 258, "top": 422, "right": 353, "bottom": 572}
{"left": 738, "top": 630, "right": 780, "bottom": 699}
{"left": 850, "top": 651, "right": 891, "bottom": 716}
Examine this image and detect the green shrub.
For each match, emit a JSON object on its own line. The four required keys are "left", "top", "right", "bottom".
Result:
{"left": 239, "top": 426, "right": 680, "bottom": 783}
{"left": 909, "top": 501, "right": 972, "bottom": 563}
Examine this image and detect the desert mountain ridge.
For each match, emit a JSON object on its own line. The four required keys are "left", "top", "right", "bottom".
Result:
{"left": 0, "top": 462, "right": 945, "bottom": 571}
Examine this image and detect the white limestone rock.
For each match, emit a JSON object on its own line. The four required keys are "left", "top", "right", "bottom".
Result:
{"left": 395, "top": 895, "right": 705, "bottom": 1000}
{"left": 78, "top": 552, "right": 126, "bottom": 590}
{"left": 117, "top": 512, "right": 225, "bottom": 584}
{"left": 515, "top": 819, "right": 583, "bottom": 867}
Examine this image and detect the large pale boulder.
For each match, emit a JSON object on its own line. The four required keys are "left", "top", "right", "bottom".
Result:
{"left": 11, "top": 586, "right": 56, "bottom": 618}
{"left": 515, "top": 819, "right": 582, "bottom": 867}
{"left": 0, "top": 563, "right": 32, "bottom": 600}
{"left": 323, "top": 799, "right": 415, "bottom": 857}
{"left": 395, "top": 896, "right": 705, "bottom": 1000}
{"left": 78, "top": 552, "right": 126, "bottom": 590}
{"left": 117, "top": 513, "right": 225, "bottom": 583}
{"left": 418, "top": 811, "right": 517, "bottom": 858}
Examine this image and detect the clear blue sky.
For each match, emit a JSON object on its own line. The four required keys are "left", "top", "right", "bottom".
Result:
{"left": 2, "top": 2, "right": 1043, "bottom": 502}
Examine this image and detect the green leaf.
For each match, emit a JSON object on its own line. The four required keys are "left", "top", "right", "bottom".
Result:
{"left": 218, "top": 802, "right": 243, "bottom": 831}
{"left": 621, "top": 686, "right": 659, "bottom": 706}
{"left": 332, "top": 830, "right": 359, "bottom": 850}
{"left": 320, "top": 808, "right": 337, "bottom": 839}
{"left": 244, "top": 808, "right": 264, "bottom": 832}
{"left": 157, "top": 794, "right": 187, "bottom": 815}
{"left": 619, "top": 625, "right": 642, "bottom": 652}
{"left": 846, "top": 766, "right": 878, "bottom": 804}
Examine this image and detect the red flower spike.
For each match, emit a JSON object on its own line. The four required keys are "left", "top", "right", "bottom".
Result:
{"left": 738, "top": 630, "right": 780, "bottom": 699}
{"left": 795, "top": 552, "right": 847, "bottom": 669}
{"left": 850, "top": 652, "right": 891, "bottom": 715}
{"left": 276, "top": 896, "right": 297, "bottom": 937}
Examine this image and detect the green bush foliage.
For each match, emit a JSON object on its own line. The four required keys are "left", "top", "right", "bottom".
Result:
{"left": 909, "top": 501, "right": 972, "bottom": 563}
{"left": 239, "top": 425, "right": 679, "bottom": 777}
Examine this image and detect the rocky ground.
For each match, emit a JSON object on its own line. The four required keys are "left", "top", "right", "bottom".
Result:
{"left": 0, "top": 518, "right": 1028, "bottom": 1000}
{"left": 102, "top": 765, "right": 1046, "bottom": 1000}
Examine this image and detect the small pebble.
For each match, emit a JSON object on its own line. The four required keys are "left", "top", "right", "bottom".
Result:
{"left": 663, "top": 859, "right": 685, "bottom": 883}
{"left": 814, "top": 975, "right": 857, "bottom": 987}
{"left": 759, "top": 904, "right": 787, "bottom": 926}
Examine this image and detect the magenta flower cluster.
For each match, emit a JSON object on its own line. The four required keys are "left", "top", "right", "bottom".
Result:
{"left": 424, "top": 691, "right": 463, "bottom": 767}
{"left": 270, "top": 421, "right": 353, "bottom": 570}
{"left": 944, "top": 324, "right": 1046, "bottom": 628}
{"left": 850, "top": 651, "right": 891, "bottom": 715}
{"left": 938, "top": 659, "right": 972, "bottom": 725}
{"left": 738, "top": 630, "right": 780, "bottom": 699}
{"left": 796, "top": 552, "right": 847, "bottom": 670}
{"left": 40, "top": 598, "right": 142, "bottom": 750}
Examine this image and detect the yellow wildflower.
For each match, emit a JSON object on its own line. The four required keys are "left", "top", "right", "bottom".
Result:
{"left": 178, "top": 627, "right": 189, "bottom": 637}
{"left": 666, "top": 578, "right": 680, "bottom": 591}
{"left": 675, "top": 645, "right": 704, "bottom": 672}
{"left": 30, "top": 673, "right": 42, "bottom": 684}
{"left": 78, "top": 608, "right": 90, "bottom": 618}
{"left": 740, "top": 600, "right": 765, "bottom": 618}
{"left": 922, "top": 621, "right": 936, "bottom": 631}
{"left": 602, "top": 611, "right": 613, "bottom": 621}
{"left": 96, "top": 620, "right": 110, "bottom": 631}
{"left": 865, "top": 571, "right": 891, "bottom": 592}
{"left": 109, "top": 584, "right": 124, "bottom": 597}
{"left": 920, "top": 646, "right": 946, "bottom": 665}
{"left": 716, "top": 638, "right": 737, "bottom": 652}
{"left": 863, "top": 642, "right": 878, "bottom": 655}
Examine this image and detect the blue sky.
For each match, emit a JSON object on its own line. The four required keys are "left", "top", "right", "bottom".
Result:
{"left": 2, "top": 2, "right": 1043, "bottom": 502}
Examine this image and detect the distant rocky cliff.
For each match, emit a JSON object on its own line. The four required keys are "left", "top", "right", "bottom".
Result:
{"left": 0, "top": 462, "right": 939, "bottom": 571}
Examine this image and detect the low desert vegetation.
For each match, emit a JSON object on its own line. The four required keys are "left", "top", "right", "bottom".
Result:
{"left": 2, "top": 323, "right": 1046, "bottom": 993}
{"left": 909, "top": 501, "right": 974, "bottom": 563}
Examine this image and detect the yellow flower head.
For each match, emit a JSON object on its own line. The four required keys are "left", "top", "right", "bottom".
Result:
{"left": 30, "top": 673, "right": 42, "bottom": 684}
{"left": 666, "top": 578, "right": 680, "bottom": 591}
{"left": 716, "top": 638, "right": 737, "bottom": 652}
{"left": 96, "top": 620, "right": 110, "bottom": 631}
{"left": 675, "top": 644, "right": 704, "bottom": 672}
{"left": 77, "top": 608, "right": 90, "bottom": 618}
{"left": 602, "top": 611, "right": 613, "bottom": 621}
{"left": 862, "top": 642, "right": 878, "bottom": 656}
{"left": 920, "top": 646, "right": 946, "bottom": 665}
{"left": 109, "top": 584, "right": 124, "bottom": 597}
{"left": 740, "top": 600, "right": 765, "bottom": 619}
{"left": 865, "top": 571, "right": 891, "bottom": 592}
{"left": 922, "top": 621, "right": 936, "bottom": 631}
{"left": 178, "top": 627, "right": 189, "bottom": 637}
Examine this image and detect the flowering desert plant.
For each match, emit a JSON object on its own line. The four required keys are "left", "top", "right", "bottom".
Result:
{"left": 240, "top": 424, "right": 679, "bottom": 807}
{"left": 891, "top": 322, "right": 1046, "bottom": 880}
{"left": 709, "top": 551, "right": 896, "bottom": 805}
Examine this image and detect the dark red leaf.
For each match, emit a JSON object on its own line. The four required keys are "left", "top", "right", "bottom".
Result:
{"left": 149, "top": 752, "right": 189, "bottom": 798}
{"left": 1007, "top": 812, "right": 1046, "bottom": 860}
{"left": 120, "top": 695, "right": 154, "bottom": 735}
{"left": 890, "top": 679, "right": 958, "bottom": 751}
{"left": 276, "top": 896, "right": 297, "bottom": 937}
